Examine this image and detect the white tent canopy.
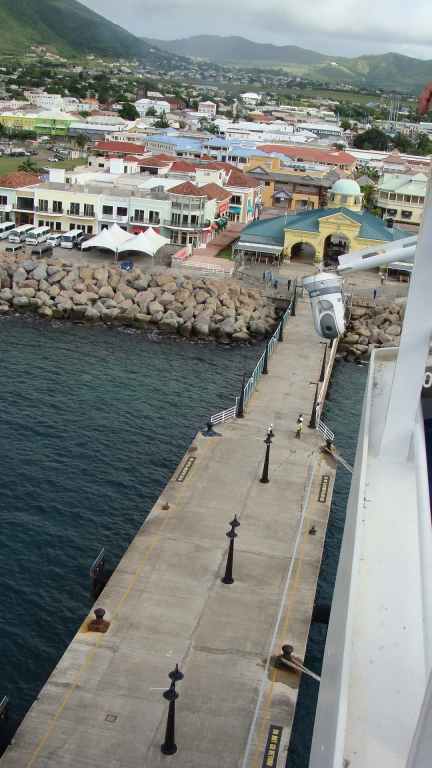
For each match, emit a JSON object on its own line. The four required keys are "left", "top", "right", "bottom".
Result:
{"left": 81, "top": 223, "right": 135, "bottom": 252}
{"left": 117, "top": 231, "right": 154, "bottom": 256}
{"left": 142, "top": 226, "right": 170, "bottom": 253}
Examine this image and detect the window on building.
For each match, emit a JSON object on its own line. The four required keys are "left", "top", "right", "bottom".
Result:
{"left": 38, "top": 220, "right": 44, "bottom": 227}
{"left": 401, "top": 210, "right": 412, "bottom": 219}
{"left": 149, "top": 211, "right": 160, "bottom": 224}
{"left": 87, "top": 225, "right": 93, "bottom": 234}
{"left": 0, "top": 195, "right": 7, "bottom": 205}
{"left": 117, "top": 207, "right": 127, "bottom": 217}
{"left": 53, "top": 200, "right": 63, "bottom": 213}
{"left": 231, "top": 195, "right": 241, "bottom": 205}
{"left": 341, "top": 195, "right": 348, "bottom": 203}
{"left": 134, "top": 210, "right": 145, "bottom": 222}
{"left": 56, "top": 222, "right": 61, "bottom": 231}
{"left": 379, "top": 192, "right": 389, "bottom": 200}
{"left": 172, "top": 213, "right": 180, "bottom": 224}
{"left": 389, "top": 193, "right": 396, "bottom": 201}
{"left": 264, "top": 181, "right": 271, "bottom": 186}
{"left": 70, "top": 202, "right": 80, "bottom": 215}
{"left": 98, "top": 163, "right": 104, "bottom": 168}
{"left": 412, "top": 196, "right": 419, "bottom": 204}
{"left": 47, "top": 221, "right": 53, "bottom": 229}
{"left": 182, "top": 214, "right": 189, "bottom": 225}
{"left": 191, "top": 215, "right": 198, "bottom": 225}
{"left": 65, "top": 178, "right": 71, "bottom": 184}
{"left": 69, "top": 223, "right": 76, "bottom": 230}
{"left": 102, "top": 205, "right": 113, "bottom": 215}
{"left": 396, "top": 194, "right": 403, "bottom": 202}
{"left": 84, "top": 204, "right": 94, "bottom": 217}
{"left": 403, "top": 195, "right": 411, "bottom": 203}
{"left": 39, "top": 199, "right": 48, "bottom": 212}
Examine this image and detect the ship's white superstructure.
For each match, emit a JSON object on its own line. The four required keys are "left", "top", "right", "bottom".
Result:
{"left": 303, "top": 168, "right": 432, "bottom": 767}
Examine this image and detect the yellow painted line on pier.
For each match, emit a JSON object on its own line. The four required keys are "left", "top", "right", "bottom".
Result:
{"left": 25, "top": 438, "right": 212, "bottom": 768}
{"left": 251, "top": 453, "right": 323, "bottom": 768}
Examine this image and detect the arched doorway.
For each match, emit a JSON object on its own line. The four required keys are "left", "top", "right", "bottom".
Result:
{"left": 290, "top": 241, "right": 316, "bottom": 263}
{"left": 323, "top": 233, "right": 350, "bottom": 261}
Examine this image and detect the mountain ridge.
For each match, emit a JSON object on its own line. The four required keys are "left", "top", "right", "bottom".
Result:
{"left": 0, "top": 0, "right": 154, "bottom": 58}
{"left": 142, "top": 34, "right": 431, "bottom": 93}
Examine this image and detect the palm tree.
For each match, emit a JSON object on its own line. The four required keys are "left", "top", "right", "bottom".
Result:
{"left": 74, "top": 134, "right": 88, "bottom": 150}
{"left": 17, "top": 158, "right": 38, "bottom": 173}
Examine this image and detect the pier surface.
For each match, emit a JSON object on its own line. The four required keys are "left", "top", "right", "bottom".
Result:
{"left": 1, "top": 295, "right": 338, "bottom": 768}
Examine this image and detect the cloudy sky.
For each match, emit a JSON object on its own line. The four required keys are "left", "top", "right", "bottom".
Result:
{"left": 81, "top": 0, "right": 432, "bottom": 60}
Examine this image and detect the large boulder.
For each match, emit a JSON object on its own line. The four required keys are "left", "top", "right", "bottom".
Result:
{"left": 22, "top": 260, "right": 39, "bottom": 273}
{"left": 13, "top": 296, "right": 30, "bottom": 308}
{"left": 159, "top": 316, "right": 179, "bottom": 332}
{"left": 124, "top": 304, "right": 140, "bottom": 317}
{"left": 12, "top": 267, "right": 27, "bottom": 283}
{"left": 378, "top": 332, "right": 393, "bottom": 344}
{"left": 180, "top": 306, "right": 194, "bottom": 322}
{"left": 70, "top": 305, "right": 88, "bottom": 320}
{"left": 386, "top": 323, "right": 401, "bottom": 336}
{"left": 179, "top": 321, "right": 192, "bottom": 337}
{"left": 101, "top": 307, "right": 120, "bottom": 323}
{"left": 134, "top": 313, "right": 152, "bottom": 326}
{"left": 0, "top": 289, "right": 12, "bottom": 302}
{"left": 94, "top": 268, "right": 109, "bottom": 286}
{"left": 79, "top": 266, "right": 93, "bottom": 280}
{"left": 47, "top": 270, "right": 67, "bottom": 285}
{"left": 117, "top": 299, "right": 134, "bottom": 314}
{"left": 195, "top": 289, "right": 210, "bottom": 304}
{"left": 33, "top": 264, "right": 48, "bottom": 281}
{"left": 176, "top": 288, "right": 191, "bottom": 303}
{"left": 37, "top": 305, "right": 53, "bottom": 318}
{"left": 148, "top": 300, "right": 164, "bottom": 315}
{"left": 193, "top": 320, "right": 210, "bottom": 338}
{"left": 98, "top": 285, "right": 114, "bottom": 299}
{"left": 232, "top": 331, "right": 250, "bottom": 341}
{"left": 14, "top": 287, "right": 36, "bottom": 298}
{"left": 344, "top": 334, "right": 360, "bottom": 344}
{"left": 133, "top": 278, "right": 149, "bottom": 291}
{"left": 249, "top": 319, "right": 267, "bottom": 337}
{"left": 158, "top": 291, "right": 176, "bottom": 307}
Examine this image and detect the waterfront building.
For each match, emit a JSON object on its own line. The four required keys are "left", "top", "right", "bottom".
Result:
{"left": 244, "top": 155, "right": 339, "bottom": 210}
{"left": 377, "top": 173, "right": 427, "bottom": 226}
{"left": 0, "top": 111, "right": 36, "bottom": 132}
{"left": 235, "top": 178, "right": 410, "bottom": 262}
{"left": 258, "top": 144, "right": 357, "bottom": 175}
{"left": 34, "top": 111, "right": 79, "bottom": 137}
{"left": 0, "top": 172, "right": 42, "bottom": 225}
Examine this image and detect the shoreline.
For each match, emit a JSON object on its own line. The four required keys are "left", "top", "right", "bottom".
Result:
{"left": 0, "top": 253, "right": 285, "bottom": 343}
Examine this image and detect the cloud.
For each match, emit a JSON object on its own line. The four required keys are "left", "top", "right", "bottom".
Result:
{"left": 81, "top": 0, "right": 432, "bottom": 59}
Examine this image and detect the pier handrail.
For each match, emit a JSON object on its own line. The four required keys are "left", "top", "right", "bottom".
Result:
{"left": 210, "top": 279, "right": 297, "bottom": 424}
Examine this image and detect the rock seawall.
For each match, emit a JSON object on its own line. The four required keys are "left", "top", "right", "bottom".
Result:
{"left": 339, "top": 296, "right": 407, "bottom": 362}
{"left": 0, "top": 254, "right": 282, "bottom": 342}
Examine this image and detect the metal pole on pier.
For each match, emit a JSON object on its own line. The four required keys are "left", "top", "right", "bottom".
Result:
{"left": 262, "top": 339, "right": 269, "bottom": 374}
{"left": 236, "top": 369, "right": 246, "bottom": 418}
{"left": 221, "top": 515, "right": 240, "bottom": 585}
{"left": 319, "top": 343, "right": 327, "bottom": 383}
{"left": 260, "top": 434, "right": 272, "bottom": 483}
{"left": 308, "top": 382, "right": 319, "bottom": 429}
{"left": 161, "top": 665, "right": 184, "bottom": 756}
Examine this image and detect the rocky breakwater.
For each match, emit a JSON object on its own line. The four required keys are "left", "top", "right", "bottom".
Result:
{"left": 0, "top": 255, "right": 280, "bottom": 342}
{"left": 339, "top": 297, "right": 407, "bottom": 363}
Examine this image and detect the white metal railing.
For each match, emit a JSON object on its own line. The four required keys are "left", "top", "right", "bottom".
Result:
{"left": 211, "top": 400, "right": 238, "bottom": 424}
{"left": 318, "top": 420, "right": 334, "bottom": 442}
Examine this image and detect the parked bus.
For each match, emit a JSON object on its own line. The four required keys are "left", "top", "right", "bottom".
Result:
{"left": 0, "top": 221, "right": 15, "bottom": 239}
{"left": 9, "top": 224, "right": 34, "bottom": 243}
{"left": 60, "top": 230, "right": 79, "bottom": 249}
{"left": 26, "top": 225, "right": 51, "bottom": 245}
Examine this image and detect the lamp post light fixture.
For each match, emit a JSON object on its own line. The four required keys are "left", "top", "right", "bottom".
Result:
{"left": 160, "top": 664, "right": 184, "bottom": 756}
{"left": 319, "top": 342, "right": 327, "bottom": 383}
{"left": 308, "top": 381, "right": 319, "bottom": 429}
{"left": 221, "top": 515, "right": 240, "bottom": 585}
{"left": 260, "top": 433, "right": 272, "bottom": 484}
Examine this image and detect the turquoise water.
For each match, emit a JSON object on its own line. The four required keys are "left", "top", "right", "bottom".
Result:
{"left": 287, "top": 357, "right": 368, "bottom": 767}
{"left": 0, "top": 316, "right": 261, "bottom": 720}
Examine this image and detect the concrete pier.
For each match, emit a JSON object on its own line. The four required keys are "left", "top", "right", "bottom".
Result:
{"left": 1, "top": 294, "right": 339, "bottom": 768}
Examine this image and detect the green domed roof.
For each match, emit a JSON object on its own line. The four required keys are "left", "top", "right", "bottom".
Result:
{"left": 331, "top": 178, "right": 361, "bottom": 195}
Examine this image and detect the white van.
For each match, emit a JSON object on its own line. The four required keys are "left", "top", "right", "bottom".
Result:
{"left": 9, "top": 224, "right": 34, "bottom": 243}
{"left": 0, "top": 221, "right": 15, "bottom": 239}
{"left": 60, "top": 230, "right": 79, "bottom": 249}
{"left": 46, "top": 232, "right": 63, "bottom": 247}
{"left": 5, "top": 243, "right": 26, "bottom": 255}
{"left": 26, "top": 225, "right": 51, "bottom": 245}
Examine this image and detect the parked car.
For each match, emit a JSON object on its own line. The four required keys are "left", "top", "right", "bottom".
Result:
{"left": 46, "top": 232, "right": 63, "bottom": 247}
{"left": 29, "top": 150, "right": 38, "bottom": 155}
{"left": 76, "top": 234, "right": 94, "bottom": 250}
{"left": 48, "top": 156, "right": 59, "bottom": 162}
{"left": 120, "top": 259, "right": 134, "bottom": 271}
{"left": 38, "top": 166, "right": 51, "bottom": 173}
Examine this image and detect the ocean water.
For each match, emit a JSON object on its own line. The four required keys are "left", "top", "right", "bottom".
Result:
{"left": 287, "top": 357, "right": 368, "bottom": 767}
{"left": 0, "top": 316, "right": 262, "bottom": 721}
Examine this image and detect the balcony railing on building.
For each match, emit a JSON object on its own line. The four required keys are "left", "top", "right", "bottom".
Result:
{"left": 164, "top": 219, "right": 211, "bottom": 230}
{"left": 130, "top": 215, "right": 161, "bottom": 226}
{"left": 100, "top": 213, "right": 128, "bottom": 222}
{"left": 35, "top": 206, "right": 63, "bottom": 215}
{"left": 13, "top": 201, "right": 34, "bottom": 212}
{"left": 0, "top": 204, "right": 12, "bottom": 211}
{"left": 67, "top": 209, "right": 95, "bottom": 218}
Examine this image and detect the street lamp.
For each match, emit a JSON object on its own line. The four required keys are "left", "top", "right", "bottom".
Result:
{"left": 160, "top": 664, "right": 184, "bottom": 756}
{"left": 260, "top": 433, "right": 272, "bottom": 484}
{"left": 221, "top": 515, "right": 240, "bottom": 585}
{"left": 319, "top": 342, "right": 327, "bottom": 383}
{"left": 308, "top": 382, "right": 319, "bottom": 429}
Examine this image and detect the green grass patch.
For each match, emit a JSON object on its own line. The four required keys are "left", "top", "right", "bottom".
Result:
{"left": 0, "top": 155, "right": 86, "bottom": 176}
{"left": 216, "top": 246, "right": 233, "bottom": 260}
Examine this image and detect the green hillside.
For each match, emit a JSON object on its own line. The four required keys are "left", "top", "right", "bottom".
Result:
{"left": 0, "top": 0, "right": 154, "bottom": 58}
{"left": 146, "top": 35, "right": 431, "bottom": 94}
{"left": 142, "top": 35, "right": 328, "bottom": 65}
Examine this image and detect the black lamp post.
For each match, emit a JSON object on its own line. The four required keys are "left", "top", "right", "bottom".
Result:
{"left": 319, "top": 342, "right": 327, "bottom": 383}
{"left": 308, "top": 382, "right": 319, "bottom": 429}
{"left": 236, "top": 369, "right": 246, "bottom": 418}
{"left": 221, "top": 515, "right": 240, "bottom": 585}
{"left": 262, "top": 339, "right": 269, "bottom": 374}
{"left": 260, "top": 433, "right": 272, "bottom": 483}
{"left": 161, "top": 664, "right": 184, "bottom": 756}
{"left": 291, "top": 288, "right": 297, "bottom": 317}
{"left": 278, "top": 317, "right": 284, "bottom": 342}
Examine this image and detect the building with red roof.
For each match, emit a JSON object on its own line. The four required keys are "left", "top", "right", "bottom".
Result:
{"left": 92, "top": 141, "right": 150, "bottom": 157}
{"left": 258, "top": 145, "right": 356, "bottom": 174}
